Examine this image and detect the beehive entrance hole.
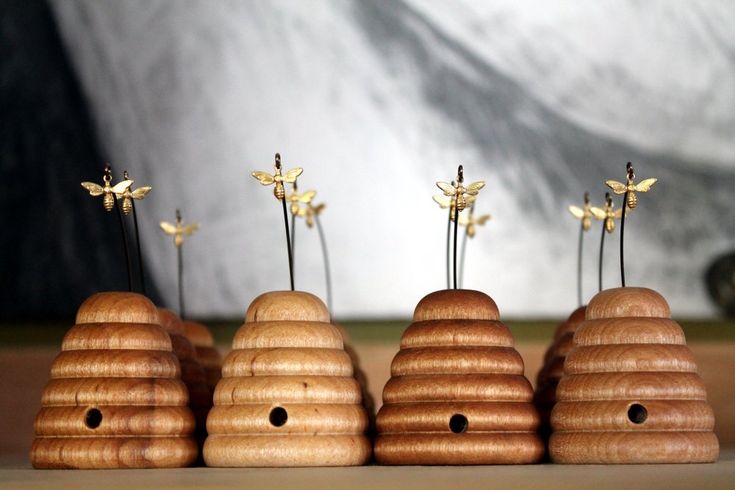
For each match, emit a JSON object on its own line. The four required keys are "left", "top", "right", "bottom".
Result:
{"left": 627, "top": 403, "right": 648, "bottom": 424}
{"left": 269, "top": 407, "right": 288, "bottom": 427}
{"left": 449, "top": 414, "right": 468, "bottom": 433}
{"left": 85, "top": 408, "right": 102, "bottom": 429}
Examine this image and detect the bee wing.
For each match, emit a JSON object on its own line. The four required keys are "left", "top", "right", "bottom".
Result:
{"left": 282, "top": 167, "right": 304, "bottom": 183}
{"left": 465, "top": 181, "right": 486, "bottom": 195}
{"left": 81, "top": 182, "right": 105, "bottom": 196}
{"left": 590, "top": 207, "right": 606, "bottom": 220}
{"left": 299, "top": 190, "right": 316, "bottom": 203}
{"left": 436, "top": 181, "right": 457, "bottom": 196}
{"left": 432, "top": 195, "right": 451, "bottom": 208}
{"left": 605, "top": 180, "right": 627, "bottom": 194}
{"left": 111, "top": 179, "right": 134, "bottom": 194}
{"left": 568, "top": 205, "right": 585, "bottom": 219}
{"left": 183, "top": 223, "right": 200, "bottom": 235}
{"left": 131, "top": 186, "right": 152, "bottom": 199}
{"left": 159, "top": 222, "right": 177, "bottom": 235}
{"left": 458, "top": 215, "right": 469, "bottom": 225}
{"left": 311, "top": 203, "right": 325, "bottom": 214}
{"left": 476, "top": 214, "right": 491, "bottom": 225}
{"left": 613, "top": 208, "right": 624, "bottom": 218}
{"left": 290, "top": 202, "right": 302, "bottom": 215}
{"left": 464, "top": 195, "right": 477, "bottom": 206}
{"left": 634, "top": 178, "right": 657, "bottom": 192}
{"left": 251, "top": 171, "right": 275, "bottom": 185}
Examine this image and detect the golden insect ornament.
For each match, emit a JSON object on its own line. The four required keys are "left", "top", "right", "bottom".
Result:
{"left": 115, "top": 171, "right": 152, "bottom": 215}
{"left": 81, "top": 165, "right": 133, "bottom": 212}
{"left": 251, "top": 153, "right": 303, "bottom": 200}
{"left": 458, "top": 204, "right": 491, "bottom": 238}
{"left": 605, "top": 162, "right": 657, "bottom": 209}
{"left": 436, "top": 169, "right": 485, "bottom": 213}
{"left": 160, "top": 210, "right": 200, "bottom": 248}
{"left": 287, "top": 180, "right": 317, "bottom": 217}
{"left": 591, "top": 192, "right": 624, "bottom": 233}
{"left": 568, "top": 192, "right": 594, "bottom": 231}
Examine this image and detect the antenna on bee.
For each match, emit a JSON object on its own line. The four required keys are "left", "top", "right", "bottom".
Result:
{"left": 108, "top": 165, "right": 133, "bottom": 292}
{"left": 122, "top": 170, "right": 149, "bottom": 295}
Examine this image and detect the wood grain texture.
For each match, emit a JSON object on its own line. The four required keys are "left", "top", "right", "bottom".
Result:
{"left": 203, "top": 435, "right": 371, "bottom": 467}
{"left": 31, "top": 436, "right": 198, "bottom": 469}
{"left": 62, "top": 323, "right": 172, "bottom": 351}
{"left": 204, "top": 291, "right": 370, "bottom": 467}
{"left": 41, "top": 377, "right": 190, "bottom": 406}
{"left": 222, "top": 348, "right": 353, "bottom": 377}
{"left": 245, "top": 291, "right": 330, "bottom": 323}
{"left": 183, "top": 320, "right": 222, "bottom": 393}
{"left": 157, "top": 308, "right": 185, "bottom": 335}
{"left": 183, "top": 320, "right": 216, "bottom": 347}
{"left": 376, "top": 289, "right": 542, "bottom": 465}
{"left": 375, "top": 433, "right": 544, "bottom": 465}
{"left": 50, "top": 350, "right": 180, "bottom": 379}
{"left": 548, "top": 288, "right": 719, "bottom": 464}
{"left": 75, "top": 292, "right": 160, "bottom": 325}
{"left": 34, "top": 406, "right": 195, "bottom": 436}
{"left": 553, "top": 306, "right": 586, "bottom": 342}
{"left": 413, "top": 289, "right": 499, "bottom": 321}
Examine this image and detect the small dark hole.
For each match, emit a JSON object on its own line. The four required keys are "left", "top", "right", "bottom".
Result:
{"left": 449, "top": 414, "right": 468, "bottom": 433}
{"left": 269, "top": 407, "right": 288, "bottom": 427}
{"left": 627, "top": 403, "right": 648, "bottom": 424}
{"left": 85, "top": 408, "right": 102, "bottom": 429}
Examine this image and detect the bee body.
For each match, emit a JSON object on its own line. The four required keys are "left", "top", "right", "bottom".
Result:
{"left": 103, "top": 192, "right": 115, "bottom": 212}
{"left": 627, "top": 191, "right": 638, "bottom": 209}
{"left": 274, "top": 183, "right": 285, "bottom": 200}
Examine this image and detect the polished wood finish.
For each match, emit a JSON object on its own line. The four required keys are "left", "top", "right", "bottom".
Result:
{"left": 549, "top": 287, "right": 719, "bottom": 464}
{"left": 203, "top": 291, "right": 370, "bottom": 467}
{"left": 183, "top": 320, "right": 222, "bottom": 393}
{"left": 375, "top": 289, "right": 543, "bottom": 465}
{"left": 31, "top": 292, "right": 197, "bottom": 469}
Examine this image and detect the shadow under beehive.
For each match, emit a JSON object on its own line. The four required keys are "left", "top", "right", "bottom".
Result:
{"left": 375, "top": 289, "right": 544, "bottom": 465}
{"left": 203, "top": 291, "right": 371, "bottom": 467}
{"left": 31, "top": 292, "right": 197, "bottom": 469}
{"left": 550, "top": 287, "right": 719, "bottom": 464}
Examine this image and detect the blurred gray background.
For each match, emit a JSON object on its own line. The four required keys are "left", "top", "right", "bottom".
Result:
{"left": 2, "top": 0, "right": 734, "bottom": 319}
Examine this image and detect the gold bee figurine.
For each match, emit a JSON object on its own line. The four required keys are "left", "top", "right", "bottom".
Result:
{"left": 115, "top": 170, "right": 152, "bottom": 215}
{"left": 459, "top": 203, "right": 491, "bottom": 238}
{"left": 287, "top": 181, "right": 317, "bottom": 217}
{"left": 606, "top": 162, "right": 657, "bottom": 209}
{"left": 432, "top": 182, "right": 474, "bottom": 222}
{"left": 252, "top": 153, "right": 303, "bottom": 200}
{"left": 436, "top": 165, "right": 485, "bottom": 213}
{"left": 591, "top": 192, "right": 624, "bottom": 233}
{"left": 568, "top": 192, "right": 594, "bottom": 231}
{"left": 81, "top": 165, "right": 133, "bottom": 212}
{"left": 160, "top": 210, "right": 200, "bottom": 248}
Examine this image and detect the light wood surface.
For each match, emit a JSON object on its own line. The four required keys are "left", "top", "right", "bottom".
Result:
{"left": 204, "top": 291, "right": 370, "bottom": 467}
{"left": 550, "top": 287, "right": 719, "bottom": 464}
{"left": 31, "top": 292, "right": 197, "bottom": 469}
{"left": 376, "top": 289, "right": 542, "bottom": 465}
{"left": 183, "top": 320, "right": 222, "bottom": 393}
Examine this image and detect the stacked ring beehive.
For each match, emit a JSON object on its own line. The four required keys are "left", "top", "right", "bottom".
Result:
{"left": 183, "top": 320, "right": 222, "bottom": 393}
{"left": 203, "top": 291, "right": 371, "bottom": 467}
{"left": 550, "top": 287, "right": 719, "bottom": 463}
{"left": 534, "top": 306, "right": 586, "bottom": 439}
{"left": 375, "top": 289, "right": 544, "bottom": 464}
{"left": 158, "top": 309, "right": 212, "bottom": 454}
{"left": 31, "top": 292, "right": 197, "bottom": 468}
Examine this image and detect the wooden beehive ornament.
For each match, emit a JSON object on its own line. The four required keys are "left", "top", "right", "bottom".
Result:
{"left": 549, "top": 287, "right": 719, "bottom": 463}
{"left": 375, "top": 289, "right": 544, "bottom": 465}
{"left": 203, "top": 291, "right": 372, "bottom": 467}
{"left": 534, "top": 306, "right": 586, "bottom": 439}
{"left": 31, "top": 292, "right": 197, "bottom": 468}
{"left": 158, "top": 308, "right": 212, "bottom": 456}
{"left": 183, "top": 320, "right": 222, "bottom": 393}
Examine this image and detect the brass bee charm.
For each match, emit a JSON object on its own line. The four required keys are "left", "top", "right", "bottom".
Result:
{"left": 591, "top": 192, "right": 624, "bottom": 233}
{"left": 287, "top": 181, "right": 317, "bottom": 217}
{"left": 115, "top": 170, "right": 152, "bottom": 216}
{"left": 81, "top": 166, "right": 132, "bottom": 212}
{"left": 252, "top": 153, "right": 303, "bottom": 200}
{"left": 606, "top": 162, "right": 657, "bottom": 209}
{"left": 568, "top": 192, "right": 594, "bottom": 231}
{"left": 459, "top": 204, "right": 491, "bottom": 238}
{"left": 436, "top": 166, "right": 485, "bottom": 213}
{"left": 160, "top": 210, "right": 200, "bottom": 248}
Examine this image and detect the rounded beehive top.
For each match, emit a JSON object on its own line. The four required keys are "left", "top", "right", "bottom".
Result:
{"left": 158, "top": 308, "right": 185, "bottom": 334}
{"left": 76, "top": 292, "right": 159, "bottom": 325}
{"left": 245, "top": 291, "right": 330, "bottom": 323}
{"left": 413, "top": 289, "right": 499, "bottom": 321}
{"left": 586, "top": 287, "right": 670, "bottom": 320}
{"left": 553, "top": 306, "right": 587, "bottom": 341}
{"left": 183, "top": 320, "right": 215, "bottom": 347}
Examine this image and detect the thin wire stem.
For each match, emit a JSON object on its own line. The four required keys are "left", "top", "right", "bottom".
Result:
{"left": 178, "top": 244, "right": 185, "bottom": 318}
{"left": 445, "top": 207, "right": 452, "bottom": 289}
{"left": 453, "top": 203, "right": 459, "bottom": 289}
{"left": 314, "top": 215, "right": 332, "bottom": 313}
{"left": 619, "top": 191, "right": 628, "bottom": 288}
{"left": 130, "top": 200, "right": 146, "bottom": 295}
{"left": 281, "top": 198, "right": 295, "bottom": 291}
{"left": 598, "top": 219, "right": 606, "bottom": 293}
{"left": 577, "top": 222, "right": 584, "bottom": 306}
{"left": 459, "top": 226, "right": 469, "bottom": 288}
{"left": 290, "top": 211, "right": 296, "bottom": 284}
{"left": 114, "top": 197, "right": 133, "bottom": 292}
